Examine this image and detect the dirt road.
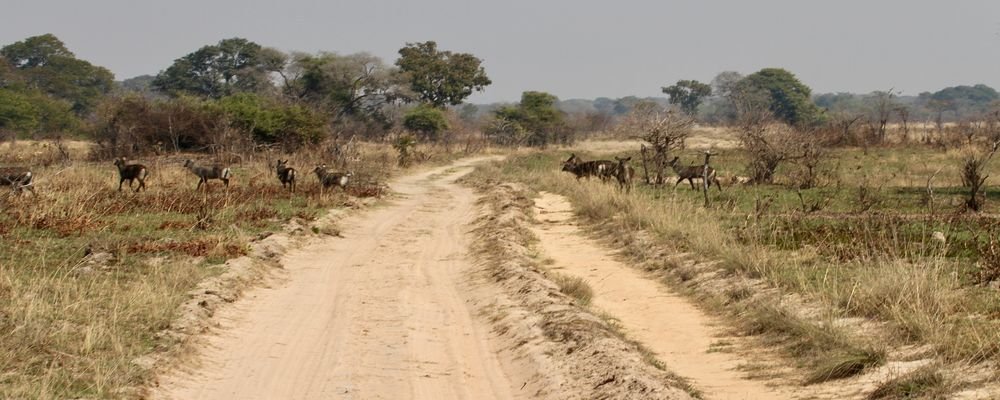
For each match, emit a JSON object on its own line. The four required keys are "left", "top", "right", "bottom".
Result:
{"left": 153, "top": 158, "right": 526, "bottom": 400}
{"left": 530, "top": 192, "right": 794, "bottom": 400}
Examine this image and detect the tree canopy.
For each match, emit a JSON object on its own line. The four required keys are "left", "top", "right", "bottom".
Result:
{"left": 491, "top": 91, "right": 566, "bottom": 147}
{"left": 736, "top": 68, "right": 820, "bottom": 126}
{"left": 662, "top": 80, "right": 712, "bottom": 115}
{"left": 289, "top": 52, "right": 409, "bottom": 124}
{"left": 1, "top": 33, "right": 113, "bottom": 114}
{"left": 403, "top": 104, "right": 449, "bottom": 140}
{"left": 152, "top": 38, "right": 274, "bottom": 98}
{"left": 395, "top": 41, "right": 491, "bottom": 107}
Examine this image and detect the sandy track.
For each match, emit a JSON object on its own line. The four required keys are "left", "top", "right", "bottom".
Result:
{"left": 153, "top": 158, "right": 523, "bottom": 400}
{"left": 530, "top": 192, "right": 794, "bottom": 400}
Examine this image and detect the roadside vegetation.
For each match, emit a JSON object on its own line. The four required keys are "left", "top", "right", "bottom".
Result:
{"left": 469, "top": 126, "right": 1000, "bottom": 394}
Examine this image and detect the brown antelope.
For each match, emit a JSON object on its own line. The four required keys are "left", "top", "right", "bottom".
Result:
{"left": 0, "top": 167, "right": 35, "bottom": 195}
{"left": 275, "top": 159, "right": 297, "bottom": 192}
{"left": 183, "top": 160, "right": 231, "bottom": 190}
{"left": 113, "top": 157, "right": 148, "bottom": 192}
{"left": 669, "top": 156, "right": 721, "bottom": 191}
{"left": 613, "top": 156, "right": 635, "bottom": 193}
{"left": 314, "top": 164, "right": 352, "bottom": 190}
{"left": 561, "top": 153, "right": 615, "bottom": 182}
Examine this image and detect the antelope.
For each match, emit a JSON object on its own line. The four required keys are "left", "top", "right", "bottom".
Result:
{"left": 669, "top": 156, "right": 721, "bottom": 191}
{"left": 182, "top": 160, "right": 231, "bottom": 190}
{"left": 113, "top": 157, "right": 148, "bottom": 192}
{"left": 313, "top": 164, "right": 352, "bottom": 190}
{"left": 275, "top": 159, "right": 297, "bottom": 192}
{"left": 613, "top": 156, "right": 635, "bottom": 193}
{"left": 561, "top": 153, "right": 615, "bottom": 182}
{"left": 0, "top": 167, "right": 35, "bottom": 195}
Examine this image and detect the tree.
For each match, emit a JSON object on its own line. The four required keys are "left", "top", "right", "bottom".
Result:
{"left": 1, "top": 34, "right": 114, "bottom": 114}
{"left": 615, "top": 102, "right": 692, "bottom": 184}
{"left": 119, "top": 75, "right": 157, "bottom": 95}
{"left": 290, "top": 52, "right": 409, "bottom": 124}
{"left": 0, "top": 88, "right": 39, "bottom": 133}
{"left": 458, "top": 103, "right": 479, "bottom": 122}
{"left": 865, "top": 89, "right": 897, "bottom": 144}
{"left": 403, "top": 104, "right": 449, "bottom": 140}
{"left": 929, "top": 84, "right": 1000, "bottom": 118}
{"left": 395, "top": 41, "right": 491, "bottom": 107}
{"left": 662, "top": 80, "right": 712, "bottom": 115}
{"left": 216, "top": 93, "right": 325, "bottom": 147}
{"left": 492, "top": 91, "right": 566, "bottom": 147}
{"left": 701, "top": 71, "right": 743, "bottom": 123}
{"left": 152, "top": 38, "right": 274, "bottom": 98}
{"left": 735, "top": 68, "right": 820, "bottom": 126}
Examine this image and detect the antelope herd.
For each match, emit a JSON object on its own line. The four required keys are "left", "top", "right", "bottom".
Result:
{"left": 0, "top": 157, "right": 354, "bottom": 195}
{"left": 561, "top": 153, "right": 723, "bottom": 192}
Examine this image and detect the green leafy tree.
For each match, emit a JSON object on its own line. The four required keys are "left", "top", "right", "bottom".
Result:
{"left": 0, "top": 88, "right": 39, "bottom": 133}
{"left": 290, "top": 52, "right": 408, "bottom": 123}
{"left": 153, "top": 38, "right": 273, "bottom": 98}
{"left": 403, "top": 104, "right": 449, "bottom": 140}
{"left": 662, "top": 79, "right": 712, "bottom": 115}
{"left": 1, "top": 34, "right": 113, "bottom": 114}
{"left": 395, "top": 41, "right": 491, "bottom": 107}
{"left": 492, "top": 91, "right": 566, "bottom": 147}
{"left": 118, "top": 75, "right": 157, "bottom": 96}
{"left": 217, "top": 93, "right": 325, "bottom": 146}
{"left": 735, "top": 68, "right": 820, "bottom": 126}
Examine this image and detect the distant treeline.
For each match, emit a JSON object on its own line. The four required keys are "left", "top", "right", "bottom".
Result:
{"left": 467, "top": 83, "right": 999, "bottom": 125}
{"left": 2, "top": 33, "right": 998, "bottom": 155}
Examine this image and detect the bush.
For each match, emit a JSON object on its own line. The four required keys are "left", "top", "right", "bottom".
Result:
{"left": 402, "top": 104, "right": 449, "bottom": 141}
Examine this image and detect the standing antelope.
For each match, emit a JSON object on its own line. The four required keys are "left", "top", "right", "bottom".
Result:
{"left": 113, "top": 157, "right": 148, "bottom": 192}
{"left": 613, "top": 156, "right": 635, "bottom": 193}
{"left": 183, "top": 160, "right": 231, "bottom": 190}
{"left": 0, "top": 167, "right": 35, "bottom": 195}
{"left": 313, "top": 164, "right": 352, "bottom": 190}
{"left": 669, "top": 156, "right": 721, "bottom": 191}
{"left": 275, "top": 159, "right": 297, "bottom": 192}
{"left": 561, "top": 153, "right": 615, "bottom": 182}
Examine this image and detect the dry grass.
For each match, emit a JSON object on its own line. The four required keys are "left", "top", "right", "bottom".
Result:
{"left": 0, "top": 139, "right": 466, "bottom": 398}
{"left": 470, "top": 149, "right": 1000, "bottom": 393}
{"left": 549, "top": 273, "right": 594, "bottom": 306}
{"left": 868, "top": 365, "right": 949, "bottom": 399}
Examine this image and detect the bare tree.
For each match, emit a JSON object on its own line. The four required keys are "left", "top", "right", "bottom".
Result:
{"left": 616, "top": 102, "right": 693, "bottom": 184}
{"left": 731, "top": 94, "right": 805, "bottom": 184}
{"left": 830, "top": 111, "right": 864, "bottom": 145}
{"left": 866, "top": 89, "right": 897, "bottom": 144}
{"left": 895, "top": 105, "right": 911, "bottom": 140}
{"left": 961, "top": 139, "right": 1000, "bottom": 212}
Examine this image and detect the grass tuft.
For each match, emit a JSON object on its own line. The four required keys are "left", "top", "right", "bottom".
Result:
{"left": 551, "top": 273, "right": 595, "bottom": 306}
{"left": 867, "top": 365, "right": 948, "bottom": 399}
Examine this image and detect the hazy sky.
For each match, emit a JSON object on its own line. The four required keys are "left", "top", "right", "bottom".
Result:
{"left": 2, "top": 0, "right": 999, "bottom": 103}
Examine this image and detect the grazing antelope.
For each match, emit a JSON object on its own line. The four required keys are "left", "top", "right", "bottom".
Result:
{"left": 313, "top": 164, "right": 352, "bottom": 190}
{"left": 0, "top": 167, "right": 35, "bottom": 195}
{"left": 669, "top": 156, "right": 721, "bottom": 191}
{"left": 613, "top": 156, "right": 635, "bottom": 193}
{"left": 561, "top": 153, "right": 615, "bottom": 182}
{"left": 113, "top": 157, "right": 148, "bottom": 192}
{"left": 182, "top": 160, "right": 231, "bottom": 190}
{"left": 275, "top": 159, "right": 297, "bottom": 192}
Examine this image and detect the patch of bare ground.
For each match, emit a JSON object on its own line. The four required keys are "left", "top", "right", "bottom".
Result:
{"left": 470, "top": 182, "right": 699, "bottom": 399}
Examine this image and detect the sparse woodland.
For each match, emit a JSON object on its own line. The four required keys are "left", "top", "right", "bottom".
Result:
{"left": 4, "top": 31, "right": 1000, "bottom": 399}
